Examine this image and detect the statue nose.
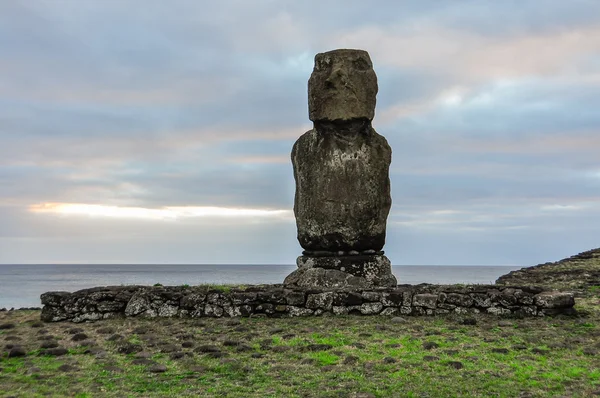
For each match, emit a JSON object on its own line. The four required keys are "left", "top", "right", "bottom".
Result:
{"left": 325, "top": 67, "right": 345, "bottom": 88}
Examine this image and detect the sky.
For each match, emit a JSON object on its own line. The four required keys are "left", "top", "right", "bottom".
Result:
{"left": 1, "top": 0, "right": 599, "bottom": 266}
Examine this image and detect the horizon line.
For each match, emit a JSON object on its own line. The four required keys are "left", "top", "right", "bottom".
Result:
{"left": 0, "top": 263, "right": 523, "bottom": 267}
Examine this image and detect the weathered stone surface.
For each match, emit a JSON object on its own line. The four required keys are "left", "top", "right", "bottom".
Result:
{"left": 380, "top": 307, "right": 399, "bottom": 316}
{"left": 360, "top": 302, "right": 383, "bottom": 315}
{"left": 124, "top": 288, "right": 182, "bottom": 318}
{"left": 332, "top": 291, "right": 363, "bottom": 306}
{"left": 284, "top": 291, "right": 305, "bottom": 306}
{"left": 534, "top": 292, "right": 575, "bottom": 308}
{"left": 413, "top": 294, "right": 438, "bottom": 309}
{"left": 292, "top": 126, "right": 391, "bottom": 252}
{"left": 256, "top": 288, "right": 285, "bottom": 304}
{"left": 361, "top": 291, "right": 381, "bottom": 302}
{"left": 40, "top": 292, "right": 71, "bottom": 307}
{"left": 444, "top": 293, "right": 473, "bottom": 307}
{"left": 293, "top": 49, "right": 391, "bottom": 253}
{"left": 39, "top": 284, "right": 575, "bottom": 322}
{"left": 287, "top": 306, "right": 314, "bottom": 317}
{"left": 181, "top": 293, "right": 207, "bottom": 309}
{"left": 284, "top": 255, "right": 396, "bottom": 288}
{"left": 255, "top": 303, "right": 274, "bottom": 315}
{"left": 204, "top": 304, "right": 223, "bottom": 317}
{"left": 470, "top": 293, "right": 492, "bottom": 308}
{"left": 332, "top": 306, "right": 349, "bottom": 315}
{"left": 283, "top": 266, "right": 364, "bottom": 288}
{"left": 487, "top": 306, "right": 512, "bottom": 316}
{"left": 308, "top": 49, "right": 377, "bottom": 122}
{"left": 306, "top": 292, "right": 335, "bottom": 310}
{"left": 41, "top": 286, "right": 142, "bottom": 322}
{"left": 298, "top": 255, "right": 392, "bottom": 277}
{"left": 223, "top": 305, "right": 242, "bottom": 317}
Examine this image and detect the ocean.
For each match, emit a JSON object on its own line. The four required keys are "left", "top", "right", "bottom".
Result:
{"left": 0, "top": 264, "right": 523, "bottom": 309}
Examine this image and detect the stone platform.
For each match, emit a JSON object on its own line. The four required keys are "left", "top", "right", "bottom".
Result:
{"left": 283, "top": 255, "right": 397, "bottom": 288}
{"left": 40, "top": 284, "right": 576, "bottom": 323}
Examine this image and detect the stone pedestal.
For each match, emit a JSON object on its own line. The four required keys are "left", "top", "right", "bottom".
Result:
{"left": 283, "top": 255, "right": 397, "bottom": 288}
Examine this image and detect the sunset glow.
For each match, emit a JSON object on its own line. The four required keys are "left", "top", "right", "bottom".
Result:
{"left": 29, "top": 203, "right": 292, "bottom": 220}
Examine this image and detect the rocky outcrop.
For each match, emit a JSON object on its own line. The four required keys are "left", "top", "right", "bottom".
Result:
{"left": 496, "top": 248, "right": 600, "bottom": 289}
{"left": 40, "top": 284, "right": 575, "bottom": 323}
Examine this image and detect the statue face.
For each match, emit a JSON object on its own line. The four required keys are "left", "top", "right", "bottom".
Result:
{"left": 308, "top": 49, "right": 378, "bottom": 122}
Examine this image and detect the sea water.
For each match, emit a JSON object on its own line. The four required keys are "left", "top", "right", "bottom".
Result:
{"left": 0, "top": 264, "right": 523, "bottom": 308}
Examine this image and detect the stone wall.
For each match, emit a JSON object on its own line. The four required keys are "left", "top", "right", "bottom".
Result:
{"left": 40, "top": 284, "right": 575, "bottom": 323}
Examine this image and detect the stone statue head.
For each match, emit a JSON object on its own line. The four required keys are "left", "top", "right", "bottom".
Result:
{"left": 308, "top": 49, "right": 378, "bottom": 122}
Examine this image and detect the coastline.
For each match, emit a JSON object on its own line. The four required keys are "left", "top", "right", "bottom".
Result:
{"left": 0, "top": 250, "right": 598, "bottom": 396}
{"left": 0, "top": 264, "right": 521, "bottom": 309}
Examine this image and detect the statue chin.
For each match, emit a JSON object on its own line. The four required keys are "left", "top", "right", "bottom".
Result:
{"left": 314, "top": 119, "right": 371, "bottom": 140}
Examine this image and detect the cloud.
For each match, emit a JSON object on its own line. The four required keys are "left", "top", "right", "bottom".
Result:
{"left": 1, "top": 0, "right": 599, "bottom": 265}
{"left": 30, "top": 203, "right": 292, "bottom": 220}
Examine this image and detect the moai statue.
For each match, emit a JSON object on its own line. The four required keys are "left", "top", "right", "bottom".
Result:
{"left": 283, "top": 49, "right": 397, "bottom": 288}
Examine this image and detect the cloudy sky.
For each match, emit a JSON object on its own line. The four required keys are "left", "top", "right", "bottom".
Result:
{"left": 1, "top": 0, "right": 599, "bottom": 266}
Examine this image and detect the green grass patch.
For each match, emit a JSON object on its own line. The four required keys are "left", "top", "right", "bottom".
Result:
{"left": 308, "top": 351, "right": 339, "bottom": 366}
{"left": 2, "top": 298, "right": 600, "bottom": 397}
{"left": 199, "top": 284, "right": 248, "bottom": 293}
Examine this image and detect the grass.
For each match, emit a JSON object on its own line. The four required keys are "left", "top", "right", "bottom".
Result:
{"left": 0, "top": 287, "right": 599, "bottom": 397}
{"left": 589, "top": 285, "right": 600, "bottom": 293}
{"left": 198, "top": 284, "right": 248, "bottom": 293}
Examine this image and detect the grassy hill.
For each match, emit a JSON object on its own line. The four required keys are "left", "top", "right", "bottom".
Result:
{"left": 496, "top": 248, "right": 600, "bottom": 290}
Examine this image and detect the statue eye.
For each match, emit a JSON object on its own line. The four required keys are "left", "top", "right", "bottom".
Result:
{"left": 353, "top": 58, "right": 370, "bottom": 71}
